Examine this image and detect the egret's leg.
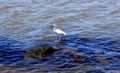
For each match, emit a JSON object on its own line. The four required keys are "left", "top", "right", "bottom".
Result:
{"left": 58, "top": 34, "right": 60, "bottom": 42}
{"left": 59, "top": 34, "right": 62, "bottom": 41}
{"left": 55, "top": 34, "right": 61, "bottom": 43}
{"left": 55, "top": 34, "right": 60, "bottom": 42}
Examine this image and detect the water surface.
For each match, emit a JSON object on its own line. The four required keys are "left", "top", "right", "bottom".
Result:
{"left": 0, "top": 0, "right": 120, "bottom": 73}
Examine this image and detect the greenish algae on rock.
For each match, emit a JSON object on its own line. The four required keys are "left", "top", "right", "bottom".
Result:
{"left": 24, "top": 46, "right": 57, "bottom": 59}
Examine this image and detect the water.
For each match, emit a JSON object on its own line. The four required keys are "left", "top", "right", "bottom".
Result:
{"left": 0, "top": 0, "right": 120, "bottom": 73}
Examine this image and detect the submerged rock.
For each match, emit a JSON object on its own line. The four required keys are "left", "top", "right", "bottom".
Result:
{"left": 24, "top": 46, "right": 57, "bottom": 59}
{"left": 71, "top": 53, "right": 89, "bottom": 60}
{"left": 61, "top": 48, "right": 89, "bottom": 61}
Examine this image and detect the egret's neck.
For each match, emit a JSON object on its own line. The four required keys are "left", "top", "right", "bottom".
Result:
{"left": 53, "top": 27, "right": 57, "bottom": 31}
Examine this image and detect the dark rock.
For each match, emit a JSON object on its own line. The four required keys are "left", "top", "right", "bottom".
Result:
{"left": 71, "top": 53, "right": 89, "bottom": 61}
{"left": 24, "top": 46, "right": 57, "bottom": 59}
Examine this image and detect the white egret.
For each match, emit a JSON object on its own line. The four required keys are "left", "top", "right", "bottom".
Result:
{"left": 51, "top": 24, "right": 67, "bottom": 42}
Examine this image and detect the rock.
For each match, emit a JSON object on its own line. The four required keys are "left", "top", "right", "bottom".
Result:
{"left": 24, "top": 46, "right": 57, "bottom": 59}
{"left": 71, "top": 53, "right": 89, "bottom": 61}
{"left": 60, "top": 48, "right": 89, "bottom": 60}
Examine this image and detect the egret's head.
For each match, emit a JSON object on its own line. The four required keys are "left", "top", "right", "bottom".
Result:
{"left": 50, "top": 24, "right": 57, "bottom": 28}
{"left": 51, "top": 24, "right": 57, "bottom": 27}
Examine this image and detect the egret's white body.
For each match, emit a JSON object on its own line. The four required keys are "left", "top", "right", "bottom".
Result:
{"left": 53, "top": 28, "right": 66, "bottom": 35}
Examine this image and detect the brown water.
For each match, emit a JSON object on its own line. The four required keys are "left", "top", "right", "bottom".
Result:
{"left": 0, "top": 0, "right": 120, "bottom": 73}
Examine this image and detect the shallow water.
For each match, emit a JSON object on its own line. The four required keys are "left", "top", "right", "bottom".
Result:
{"left": 0, "top": 0, "right": 120, "bottom": 73}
